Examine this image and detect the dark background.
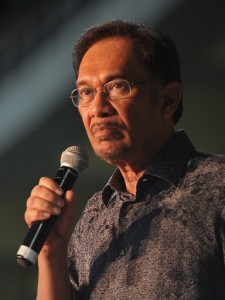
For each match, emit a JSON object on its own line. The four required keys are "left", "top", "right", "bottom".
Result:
{"left": 0, "top": 0, "right": 224, "bottom": 299}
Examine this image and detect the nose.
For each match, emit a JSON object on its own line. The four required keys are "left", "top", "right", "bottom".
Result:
{"left": 89, "top": 90, "right": 115, "bottom": 118}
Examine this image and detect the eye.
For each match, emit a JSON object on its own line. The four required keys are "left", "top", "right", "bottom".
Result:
{"left": 111, "top": 81, "right": 128, "bottom": 91}
{"left": 79, "top": 88, "right": 94, "bottom": 98}
{"left": 107, "top": 80, "right": 130, "bottom": 98}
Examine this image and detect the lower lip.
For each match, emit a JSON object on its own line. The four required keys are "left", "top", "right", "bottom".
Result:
{"left": 94, "top": 128, "right": 114, "bottom": 138}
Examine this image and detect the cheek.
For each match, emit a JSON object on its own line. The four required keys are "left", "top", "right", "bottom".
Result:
{"left": 79, "top": 110, "right": 91, "bottom": 135}
{"left": 120, "top": 101, "right": 143, "bottom": 126}
{"left": 126, "top": 101, "right": 160, "bottom": 133}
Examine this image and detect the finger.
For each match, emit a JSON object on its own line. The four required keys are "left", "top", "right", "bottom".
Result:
{"left": 61, "top": 190, "right": 77, "bottom": 220}
{"left": 30, "top": 185, "right": 65, "bottom": 207}
{"left": 27, "top": 193, "right": 65, "bottom": 216}
{"left": 53, "top": 190, "right": 77, "bottom": 239}
{"left": 39, "top": 177, "right": 64, "bottom": 196}
{"left": 25, "top": 208, "right": 51, "bottom": 227}
{"left": 25, "top": 191, "right": 66, "bottom": 226}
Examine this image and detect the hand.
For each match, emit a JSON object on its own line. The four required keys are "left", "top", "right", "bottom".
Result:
{"left": 24, "top": 177, "right": 76, "bottom": 256}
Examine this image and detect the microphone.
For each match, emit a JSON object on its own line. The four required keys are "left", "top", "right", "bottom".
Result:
{"left": 16, "top": 146, "right": 89, "bottom": 268}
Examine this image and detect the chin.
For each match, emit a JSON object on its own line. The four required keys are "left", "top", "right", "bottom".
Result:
{"left": 94, "top": 143, "right": 131, "bottom": 164}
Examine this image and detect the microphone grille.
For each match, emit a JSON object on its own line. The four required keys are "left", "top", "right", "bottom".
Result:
{"left": 60, "top": 146, "right": 89, "bottom": 173}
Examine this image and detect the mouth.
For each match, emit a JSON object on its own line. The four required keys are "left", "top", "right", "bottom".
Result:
{"left": 91, "top": 122, "right": 125, "bottom": 141}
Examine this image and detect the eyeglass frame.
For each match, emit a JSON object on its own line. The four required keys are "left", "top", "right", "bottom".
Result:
{"left": 69, "top": 78, "right": 153, "bottom": 108}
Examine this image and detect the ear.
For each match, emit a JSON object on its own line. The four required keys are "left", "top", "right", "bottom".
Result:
{"left": 161, "top": 81, "right": 182, "bottom": 118}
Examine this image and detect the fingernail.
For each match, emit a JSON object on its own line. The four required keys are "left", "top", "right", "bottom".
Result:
{"left": 53, "top": 206, "right": 61, "bottom": 214}
{"left": 55, "top": 188, "right": 63, "bottom": 196}
{"left": 57, "top": 199, "right": 65, "bottom": 208}
{"left": 43, "top": 212, "right": 51, "bottom": 218}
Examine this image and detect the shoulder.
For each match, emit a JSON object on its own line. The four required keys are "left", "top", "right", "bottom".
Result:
{"left": 184, "top": 151, "right": 225, "bottom": 205}
{"left": 188, "top": 151, "right": 225, "bottom": 177}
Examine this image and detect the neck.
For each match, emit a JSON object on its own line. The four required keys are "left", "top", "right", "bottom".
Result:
{"left": 118, "top": 165, "right": 145, "bottom": 195}
{"left": 116, "top": 130, "right": 175, "bottom": 195}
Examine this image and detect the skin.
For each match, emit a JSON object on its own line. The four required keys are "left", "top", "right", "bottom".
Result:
{"left": 24, "top": 36, "right": 182, "bottom": 299}
{"left": 77, "top": 37, "right": 182, "bottom": 194}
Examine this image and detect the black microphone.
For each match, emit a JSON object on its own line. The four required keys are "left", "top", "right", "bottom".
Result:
{"left": 16, "top": 146, "right": 89, "bottom": 268}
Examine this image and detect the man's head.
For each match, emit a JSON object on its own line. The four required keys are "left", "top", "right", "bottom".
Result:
{"left": 72, "top": 20, "right": 183, "bottom": 168}
{"left": 73, "top": 20, "right": 183, "bottom": 124}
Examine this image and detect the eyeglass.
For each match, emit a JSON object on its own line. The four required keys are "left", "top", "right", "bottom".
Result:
{"left": 69, "top": 79, "right": 152, "bottom": 108}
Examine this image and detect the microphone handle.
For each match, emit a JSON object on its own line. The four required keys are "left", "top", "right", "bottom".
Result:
{"left": 16, "top": 166, "right": 78, "bottom": 267}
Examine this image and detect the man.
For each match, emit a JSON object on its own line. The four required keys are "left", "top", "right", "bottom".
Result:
{"left": 25, "top": 20, "right": 225, "bottom": 299}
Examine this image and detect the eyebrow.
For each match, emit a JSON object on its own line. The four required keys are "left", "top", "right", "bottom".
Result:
{"left": 76, "top": 73, "right": 129, "bottom": 87}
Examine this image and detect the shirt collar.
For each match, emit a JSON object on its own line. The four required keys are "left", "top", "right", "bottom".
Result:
{"left": 102, "top": 130, "right": 195, "bottom": 205}
{"left": 144, "top": 130, "right": 195, "bottom": 187}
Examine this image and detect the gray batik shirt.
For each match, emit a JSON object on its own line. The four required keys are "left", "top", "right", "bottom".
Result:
{"left": 68, "top": 130, "right": 225, "bottom": 299}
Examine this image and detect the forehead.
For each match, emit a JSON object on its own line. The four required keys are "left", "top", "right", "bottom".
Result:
{"left": 77, "top": 37, "right": 146, "bottom": 84}
{"left": 82, "top": 37, "right": 136, "bottom": 61}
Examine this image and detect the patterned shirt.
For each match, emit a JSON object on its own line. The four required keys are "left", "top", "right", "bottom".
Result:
{"left": 68, "top": 130, "right": 225, "bottom": 299}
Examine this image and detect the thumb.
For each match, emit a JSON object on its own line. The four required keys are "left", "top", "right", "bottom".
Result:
{"left": 62, "top": 190, "right": 77, "bottom": 220}
{"left": 54, "top": 190, "right": 77, "bottom": 239}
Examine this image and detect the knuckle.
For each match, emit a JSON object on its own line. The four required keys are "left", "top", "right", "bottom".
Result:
{"left": 39, "top": 176, "right": 49, "bottom": 184}
{"left": 31, "top": 185, "right": 39, "bottom": 195}
{"left": 31, "top": 184, "right": 57, "bottom": 203}
{"left": 39, "top": 177, "right": 57, "bottom": 190}
{"left": 24, "top": 209, "right": 34, "bottom": 227}
{"left": 26, "top": 196, "right": 34, "bottom": 208}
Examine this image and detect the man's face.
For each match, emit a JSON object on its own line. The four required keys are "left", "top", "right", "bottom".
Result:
{"left": 77, "top": 37, "right": 168, "bottom": 166}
